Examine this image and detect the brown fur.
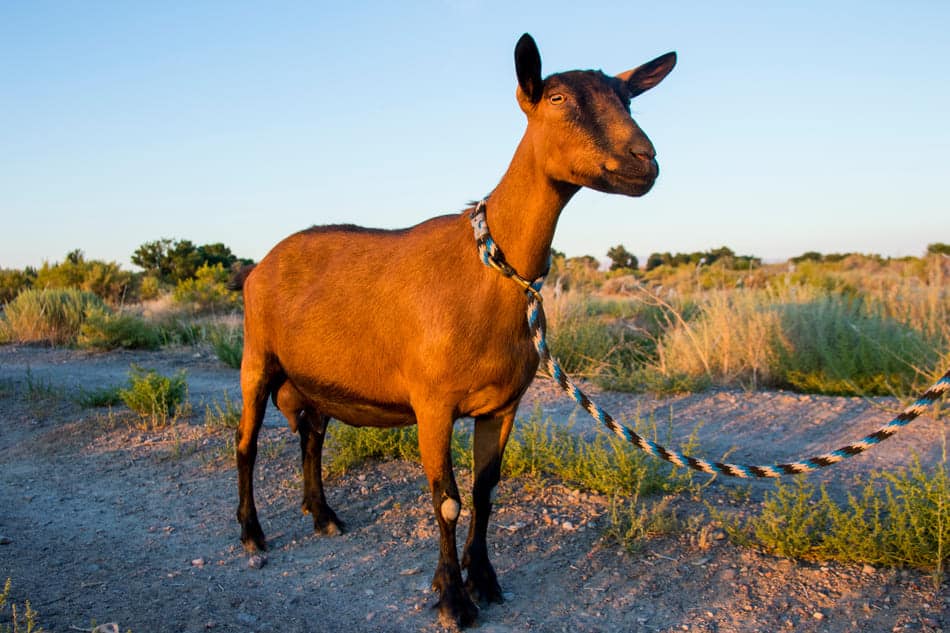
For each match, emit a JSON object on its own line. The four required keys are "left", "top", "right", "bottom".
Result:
{"left": 234, "top": 33, "right": 676, "bottom": 627}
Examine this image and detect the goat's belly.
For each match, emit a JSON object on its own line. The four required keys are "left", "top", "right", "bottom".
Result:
{"left": 294, "top": 381, "right": 417, "bottom": 428}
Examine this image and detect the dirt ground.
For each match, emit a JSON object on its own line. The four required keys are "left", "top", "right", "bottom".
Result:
{"left": 0, "top": 344, "right": 947, "bottom": 633}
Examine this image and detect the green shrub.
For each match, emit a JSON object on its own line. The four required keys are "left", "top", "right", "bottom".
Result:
{"left": 119, "top": 365, "right": 188, "bottom": 428}
{"left": 77, "top": 309, "right": 162, "bottom": 351}
{"left": 724, "top": 452, "right": 950, "bottom": 576}
{"left": 0, "top": 288, "right": 105, "bottom": 345}
{"left": 173, "top": 263, "right": 241, "bottom": 314}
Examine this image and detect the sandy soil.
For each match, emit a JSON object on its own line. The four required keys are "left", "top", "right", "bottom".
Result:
{"left": 0, "top": 344, "right": 946, "bottom": 633}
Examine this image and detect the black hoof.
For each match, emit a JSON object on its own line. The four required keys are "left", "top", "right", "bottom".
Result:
{"left": 433, "top": 583, "right": 479, "bottom": 628}
{"left": 303, "top": 503, "right": 345, "bottom": 536}
{"left": 465, "top": 566, "right": 504, "bottom": 605}
{"left": 240, "top": 520, "right": 267, "bottom": 553}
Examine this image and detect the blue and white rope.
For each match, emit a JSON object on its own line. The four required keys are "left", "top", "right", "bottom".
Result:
{"left": 470, "top": 200, "right": 949, "bottom": 478}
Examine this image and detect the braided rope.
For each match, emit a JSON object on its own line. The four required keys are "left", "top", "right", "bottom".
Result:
{"left": 470, "top": 201, "right": 949, "bottom": 478}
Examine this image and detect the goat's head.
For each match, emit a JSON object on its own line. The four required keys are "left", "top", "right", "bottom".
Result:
{"left": 515, "top": 33, "right": 676, "bottom": 197}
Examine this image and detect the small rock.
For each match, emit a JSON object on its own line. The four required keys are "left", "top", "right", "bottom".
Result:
{"left": 191, "top": 558, "right": 205, "bottom": 567}
{"left": 236, "top": 612, "right": 256, "bottom": 625}
{"left": 561, "top": 521, "right": 574, "bottom": 531}
{"left": 0, "top": 536, "right": 11, "bottom": 545}
{"left": 248, "top": 554, "right": 267, "bottom": 569}
{"left": 812, "top": 612, "right": 824, "bottom": 621}
{"left": 364, "top": 589, "right": 375, "bottom": 597}
{"left": 399, "top": 567, "right": 421, "bottom": 576}
{"left": 862, "top": 564, "right": 876, "bottom": 575}
{"left": 691, "top": 557, "right": 710, "bottom": 566}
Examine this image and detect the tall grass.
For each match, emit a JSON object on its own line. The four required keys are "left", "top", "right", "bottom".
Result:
{"left": 549, "top": 261, "right": 949, "bottom": 397}
{"left": 0, "top": 288, "right": 105, "bottom": 345}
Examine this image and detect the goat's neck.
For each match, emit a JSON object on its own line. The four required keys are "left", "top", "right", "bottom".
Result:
{"left": 484, "top": 136, "right": 579, "bottom": 281}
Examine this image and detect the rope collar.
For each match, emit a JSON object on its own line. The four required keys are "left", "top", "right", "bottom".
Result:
{"left": 470, "top": 200, "right": 546, "bottom": 301}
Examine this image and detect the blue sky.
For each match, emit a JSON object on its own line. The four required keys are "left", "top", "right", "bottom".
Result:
{"left": 2, "top": 1, "right": 948, "bottom": 270}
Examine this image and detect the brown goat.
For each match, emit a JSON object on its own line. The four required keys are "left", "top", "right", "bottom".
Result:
{"left": 233, "top": 33, "right": 675, "bottom": 628}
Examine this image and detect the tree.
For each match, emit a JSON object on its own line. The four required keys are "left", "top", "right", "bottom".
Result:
{"left": 606, "top": 244, "right": 638, "bottom": 271}
{"left": 197, "top": 242, "right": 238, "bottom": 269}
{"left": 927, "top": 242, "right": 950, "bottom": 256}
{"left": 132, "top": 238, "right": 242, "bottom": 284}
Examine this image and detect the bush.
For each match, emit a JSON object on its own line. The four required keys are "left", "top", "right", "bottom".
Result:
{"left": 78, "top": 309, "right": 162, "bottom": 351}
{"left": 736, "top": 453, "right": 950, "bottom": 575}
{"left": 34, "top": 250, "right": 134, "bottom": 304}
{"left": 173, "top": 263, "right": 242, "bottom": 314}
{"left": 0, "top": 288, "right": 105, "bottom": 345}
{"left": 119, "top": 365, "right": 188, "bottom": 428}
{"left": 0, "top": 268, "right": 35, "bottom": 305}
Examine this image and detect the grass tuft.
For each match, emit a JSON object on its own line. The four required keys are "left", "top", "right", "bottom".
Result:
{"left": 0, "top": 578, "right": 42, "bottom": 633}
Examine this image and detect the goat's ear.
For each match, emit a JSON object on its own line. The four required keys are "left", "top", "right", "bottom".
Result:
{"left": 515, "top": 33, "right": 543, "bottom": 104}
{"left": 617, "top": 52, "right": 677, "bottom": 98}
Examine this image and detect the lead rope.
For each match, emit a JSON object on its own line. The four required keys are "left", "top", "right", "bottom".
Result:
{"left": 470, "top": 200, "right": 950, "bottom": 478}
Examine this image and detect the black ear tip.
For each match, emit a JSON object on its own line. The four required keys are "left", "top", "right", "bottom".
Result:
{"left": 516, "top": 33, "right": 538, "bottom": 56}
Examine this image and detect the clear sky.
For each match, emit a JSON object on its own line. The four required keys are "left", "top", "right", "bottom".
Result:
{"left": 2, "top": 1, "right": 948, "bottom": 271}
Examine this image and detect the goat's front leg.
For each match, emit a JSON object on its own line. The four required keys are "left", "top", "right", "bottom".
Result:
{"left": 416, "top": 407, "right": 478, "bottom": 628}
{"left": 462, "top": 409, "right": 515, "bottom": 604}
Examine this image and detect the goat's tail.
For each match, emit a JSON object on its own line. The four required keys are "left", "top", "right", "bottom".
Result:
{"left": 227, "top": 263, "right": 256, "bottom": 292}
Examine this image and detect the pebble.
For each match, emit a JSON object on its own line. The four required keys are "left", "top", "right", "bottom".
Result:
{"left": 862, "top": 564, "right": 876, "bottom": 575}
{"left": 236, "top": 613, "right": 256, "bottom": 625}
{"left": 561, "top": 521, "right": 574, "bottom": 531}
{"left": 248, "top": 554, "right": 267, "bottom": 569}
{"left": 812, "top": 612, "right": 824, "bottom": 620}
{"left": 0, "top": 536, "right": 11, "bottom": 545}
{"left": 399, "top": 567, "right": 421, "bottom": 576}
{"left": 191, "top": 558, "right": 205, "bottom": 567}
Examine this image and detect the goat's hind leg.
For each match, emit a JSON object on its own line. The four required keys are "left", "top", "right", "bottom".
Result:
{"left": 275, "top": 382, "right": 344, "bottom": 536}
{"left": 462, "top": 410, "right": 514, "bottom": 604}
{"left": 236, "top": 360, "right": 272, "bottom": 552}
{"left": 297, "top": 410, "right": 344, "bottom": 535}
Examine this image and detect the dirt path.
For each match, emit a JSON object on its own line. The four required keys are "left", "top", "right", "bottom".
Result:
{"left": 0, "top": 345, "right": 946, "bottom": 632}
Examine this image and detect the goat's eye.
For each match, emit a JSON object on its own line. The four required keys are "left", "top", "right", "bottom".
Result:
{"left": 549, "top": 93, "right": 565, "bottom": 104}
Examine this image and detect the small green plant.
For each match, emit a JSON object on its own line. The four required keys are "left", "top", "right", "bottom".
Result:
{"left": 203, "top": 391, "right": 241, "bottom": 431}
{"left": 0, "top": 578, "right": 43, "bottom": 633}
{"left": 603, "top": 493, "right": 680, "bottom": 553}
{"left": 118, "top": 365, "right": 188, "bottom": 428}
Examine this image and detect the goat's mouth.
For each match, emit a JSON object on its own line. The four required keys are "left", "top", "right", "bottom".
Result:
{"left": 598, "top": 161, "right": 658, "bottom": 196}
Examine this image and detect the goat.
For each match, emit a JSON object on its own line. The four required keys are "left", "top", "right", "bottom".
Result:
{"left": 232, "top": 33, "right": 675, "bottom": 628}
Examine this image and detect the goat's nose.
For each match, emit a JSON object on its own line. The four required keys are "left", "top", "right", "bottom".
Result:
{"left": 631, "top": 147, "right": 656, "bottom": 163}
